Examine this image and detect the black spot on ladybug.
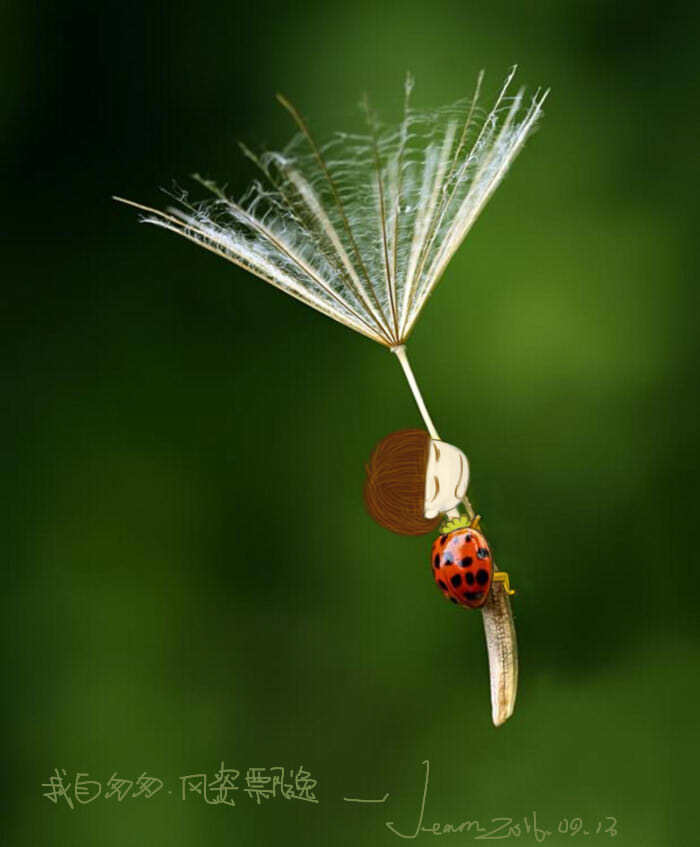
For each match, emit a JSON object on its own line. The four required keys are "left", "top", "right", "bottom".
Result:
{"left": 477, "top": 548, "right": 489, "bottom": 559}
{"left": 443, "top": 554, "right": 453, "bottom": 564}
{"left": 464, "top": 591, "right": 484, "bottom": 601}
{"left": 450, "top": 597, "right": 458, "bottom": 604}
{"left": 461, "top": 556, "right": 473, "bottom": 567}
{"left": 476, "top": 569, "right": 489, "bottom": 585}
{"left": 465, "top": 571, "right": 475, "bottom": 586}
{"left": 466, "top": 534, "right": 472, "bottom": 542}
{"left": 450, "top": 573, "right": 462, "bottom": 588}
{"left": 438, "top": 579, "right": 447, "bottom": 591}
{"left": 434, "top": 554, "right": 440, "bottom": 568}
{"left": 440, "top": 535, "right": 448, "bottom": 545}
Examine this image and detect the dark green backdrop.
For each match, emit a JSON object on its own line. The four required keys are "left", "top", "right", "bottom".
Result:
{"left": 4, "top": 1, "right": 699, "bottom": 844}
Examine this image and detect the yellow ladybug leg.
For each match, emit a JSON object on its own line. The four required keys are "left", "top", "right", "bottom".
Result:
{"left": 493, "top": 571, "right": 516, "bottom": 595}
{"left": 468, "top": 514, "right": 482, "bottom": 530}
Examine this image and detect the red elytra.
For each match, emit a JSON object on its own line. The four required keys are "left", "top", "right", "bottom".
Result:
{"left": 431, "top": 527, "right": 493, "bottom": 608}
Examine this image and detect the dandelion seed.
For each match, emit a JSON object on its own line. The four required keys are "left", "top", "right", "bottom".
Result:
{"left": 116, "top": 68, "right": 548, "bottom": 727}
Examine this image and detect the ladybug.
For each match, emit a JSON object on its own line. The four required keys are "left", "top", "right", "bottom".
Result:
{"left": 431, "top": 517, "right": 514, "bottom": 608}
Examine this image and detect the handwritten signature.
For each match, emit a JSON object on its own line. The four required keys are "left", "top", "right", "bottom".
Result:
{"left": 352, "top": 761, "right": 618, "bottom": 840}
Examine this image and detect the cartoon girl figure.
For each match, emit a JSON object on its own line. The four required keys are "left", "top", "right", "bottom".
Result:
{"left": 364, "top": 428, "right": 517, "bottom": 725}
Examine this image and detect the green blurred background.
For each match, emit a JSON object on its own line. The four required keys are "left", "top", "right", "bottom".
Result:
{"left": 4, "top": 1, "right": 699, "bottom": 844}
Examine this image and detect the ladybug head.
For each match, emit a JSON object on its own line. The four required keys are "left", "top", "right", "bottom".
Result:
{"left": 363, "top": 429, "right": 469, "bottom": 535}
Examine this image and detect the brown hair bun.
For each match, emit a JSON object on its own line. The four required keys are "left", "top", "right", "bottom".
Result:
{"left": 363, "top": 429, "right": 442, "bottom": 536}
